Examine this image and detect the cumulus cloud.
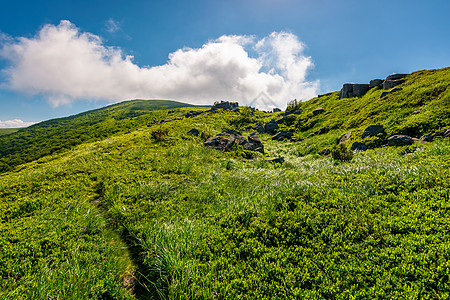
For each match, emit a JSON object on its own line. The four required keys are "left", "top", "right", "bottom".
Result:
{"left": 0, "top": 20, "right": 318, "bottom": 110}
{"left": 0, "top": 119, "right": 36, "bottom": 128}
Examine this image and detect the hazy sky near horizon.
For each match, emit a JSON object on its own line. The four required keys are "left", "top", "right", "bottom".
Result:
{"left": 0, "top": 0, "right": 449, "bottom": 127}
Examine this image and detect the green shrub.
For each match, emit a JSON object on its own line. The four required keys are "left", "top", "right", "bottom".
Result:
{"left": 150, "top": 127, "right": 169, "bottom": 141}
{"left": 331, "top": 143, "right": 353, "bottom": 161}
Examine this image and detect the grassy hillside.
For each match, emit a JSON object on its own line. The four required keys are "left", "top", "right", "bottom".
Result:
{"left": 0, "top": 100, "right": 203, "bottom": 172}
{"left": 0, "top": 67, "right": 449, "bottom": 299}
{"left": 0, "top": 128, "right": 21, "bottom": 136}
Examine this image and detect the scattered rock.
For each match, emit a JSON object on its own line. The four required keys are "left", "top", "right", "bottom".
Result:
{"left": 266, "top": 157, "right": 284, "bottom": 164}
{"left": 247, "top": 132, "right": 264, "bottom": 153}
{"left": 276, "top": 117, "right": 287, "bottom": 124}
{"left": 420, "top": 133, "right": 433, "bottom": 143}
{"left": 160, "top": 118, "right": 174, "bottom": 123}
{"left": 284, "top": 109, "right": 303, "bottom": 116}
{"left": 187, "top": 128, "right": 200, "bottom": 136}
{"left": 369, "top": 79, "right": 383, "bottom": 89}
{"left": 272, "top": 131, "right": 293, "bottom": 141}
{"left": 254, "top": 122, "right": 265, "bottom": 133}
{"left": 339, "top": 83, "right": 370, "bottom": 99}
{"left": 185, "top": 110, "right": 204, "bottom": 118}
{"left": 411, "top": 108, "right": 422, "bottom": 115}
{"left": 319, "top": 149, "right": 331, "bottom": 156}
{"left": 362, "top": 124, "right": 384, "bottom": 138}
{"left": 312, "top": 107, "right": 325, "bottom": 115}
{"left": 213, "top": 101, "right": 239, "bottom": 110}
{"left": 383, "top": 80, "right": 403, "bottom": 90}
{"left": 380, "top": 87, "right": 402, "bottom": 98}
{"left": 264, "top": 119, "right": 279, "bottom": 134}
{"left": 147, "top": 120, "right": 160, "bottom": 126}
{"left": 339, "top": 131, "right": 352, "bottom": 144}
{"left": 290, "top": 137, "right": 304, "bottom": 142}
{"left": 386, "top": 74, "right": 408, "bottom": 81}
{"left": 203, "top": 130, "right": 264, "bottom": 154}
{"left": 433, "top": 130, "right": 450, "bottom": 138}
{"left": 273, "top": 108, "right": 282, "bottom": 113}
{"left": 387, "top": 135, "right": 414, "bottom": 146}
{"left": 351, "top": 142, "right": 368, "bottom": 151}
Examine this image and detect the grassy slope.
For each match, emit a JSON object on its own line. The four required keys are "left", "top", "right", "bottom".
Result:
{"left": 0, "top": 128, "right": 21, "bottom": 136}
{"left": 0, "top": 67, "right": 450, "bottom": 299}
{"left": 0, "top": 99, "right": 204, "bottom": 172}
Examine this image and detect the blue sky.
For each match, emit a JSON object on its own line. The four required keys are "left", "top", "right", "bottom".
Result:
{"left": 0, "top": 0, "right": 449, "bottom": 127}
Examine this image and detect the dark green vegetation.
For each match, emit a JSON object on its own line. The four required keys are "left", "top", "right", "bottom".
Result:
{"left": 1, "top": 67, "right": 449, "bottom": 299}
{"left": 0, "top": 100, "right": 201, "bottom": 172}
{"left": 0, "top": 128, "right": 21, "bottom": 136}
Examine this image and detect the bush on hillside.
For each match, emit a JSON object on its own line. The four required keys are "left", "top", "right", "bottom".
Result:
{"left": 331, "top": 143, "right": 353, "bottom": 161}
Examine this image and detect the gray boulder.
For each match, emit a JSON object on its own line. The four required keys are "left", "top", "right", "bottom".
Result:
{"left": 420, "top": 133, "right": 433, "bottom": 143}
{"left": 254, "top": 122, "right": 265, "bottom": 133}
{"left": 412, "top": 108, "right": 422, "bottom": 115}
{"left": 187, "top": 128, "right": 200, "bottom": 136}
{"left": 387, "top": 135, "right": 414, "bottom": 146}
{"left": 381, "top": 87, "right": 402, "bottom": 98}
{"left": 203, "top": 130, "right": 264, "bottom": 154}
{"left": 247, "top": 132, "right": 264, "bottom": 153}
{"left": 339, "top": 83, "right": 370, "bottom": 99}
{"left": 369, "top": 79, "right": 383, "bottom": 89}
{"left": 383, "top": 80, "right": 403, "bottom": 90}
{"left": 213, "top": 101, "right": 239, "bottom": 110}
{"left": 272, "top": 131, "right": 293, "bottom": 141}
{"left": 351, "top": 142, "right": 368, "bottom": 151}
{"left": 265, "top": 119, "right": 279, "bottom": 134}
{"left": 273, "top": 108, "right": 281, "bottom": 113}
{"left": 266, "top": 157, "right": 284, "bottom": 164}
{"left": 184, "top": 110, "right": 204, "bottom": 118}
{"left": 284, "top": 109, "right": 303, "bottom": 116}
{"left": 362, "top": 125, "right": 384, "bottom": 138}
{"left": 319, "top": 149, "right": 331, "bottom": 156}
{"left": 276, "top": 117, "right": 288, "bottom": 124}
{"left": 339, "top": 131, "right": 352, "bottom": 144}
{"left": 312, "top": 107, "right": 325, "bottom": 115}
{"left": 386, "top": 74, "right": 408, "bottom": 81}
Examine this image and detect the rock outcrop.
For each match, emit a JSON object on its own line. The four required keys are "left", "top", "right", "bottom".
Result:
{"left": 383, "top": 80, "right": 403, "bottom": 90}
{"left": 387, "top": 135, "right": 414, "bottom": 146}
{"left": 185, "top": 110, "right": 204, "bottom": 118}
{"left": 339, "top": 84, "right": 370, "bottom": 99}
{"left": 351, "top": 142, "right": 368, "bottom": 151}
{"left": 272, "top": 131, "right": 293, "bottom": 141}
{"left": 362, "top": 125, "right": 384, "bottom": 138}
{"left": 339, "top": 73, "right": 408, "bottom": 99}
{"left": 187, "top": 128, "right": 200, "bottom": 136}
{"left": 203, "top": 130, "right": 264, "bottom": 153}
{"left": 264, "top": 119, "right": 279, "bottom": 134}
{"left": 312, "top": 107, "right": 325, "bottom": 115}
{"left": 319, "top": 149, "right": 331, "bottom": 156}
{"left": 339, "top": 131, "right": 352, "bottom": 144}
{"left": 213, "top": 101, "right": 239, "bottom": 110}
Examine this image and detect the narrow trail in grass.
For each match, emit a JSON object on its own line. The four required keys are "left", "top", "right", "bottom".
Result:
{"left": 92, "top": 184, "right": 156, "bottom": 300}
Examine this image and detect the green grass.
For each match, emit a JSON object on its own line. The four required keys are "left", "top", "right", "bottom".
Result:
{"left": 0, "top": 128, "right": 21, "bottom": 136}
{"left": 0, "top": 67, "right": 449, "bottom": 298}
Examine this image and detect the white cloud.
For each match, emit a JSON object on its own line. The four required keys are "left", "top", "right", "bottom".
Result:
{"left": 0, "top": 119, "right": 36, "bottom": 128}
{"left": 105, "top": 18, "right": 121, "bottom": 33}
{"left": 0, "top": 20, "right": 319, "bottom": 110}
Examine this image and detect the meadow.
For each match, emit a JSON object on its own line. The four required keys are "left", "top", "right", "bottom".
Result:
{"left": 0, "top": 67, "right": 449, "bottom": 299}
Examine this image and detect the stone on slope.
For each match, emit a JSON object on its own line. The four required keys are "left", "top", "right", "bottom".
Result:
{"left": 272, "top": 131, "right": 293, "bottom": 141}
{"left": 387, "top": 135, "right": 414, "bottom": 146}
{"left": 362, "top": 125, "right": 384, "bottom": 138}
